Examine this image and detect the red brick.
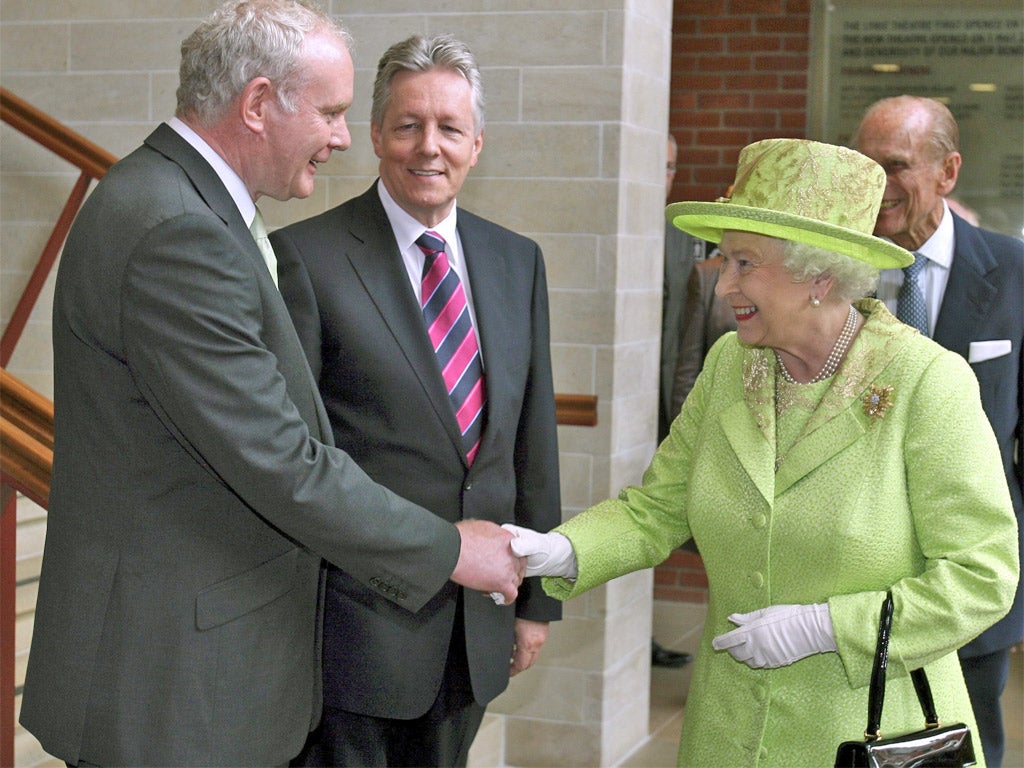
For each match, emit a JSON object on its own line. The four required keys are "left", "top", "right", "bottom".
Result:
{"left": 679, "top": 183, "right": 727, "bottom": 202}
{"left": 672, "top": 73, "right": 725, "bottom": 92}
{"left": 730, "top": 0, "right": 784, "bottom": 13}
{"left": 785, "top": 0, "right": 811, "bottom": 15}
{"left": 779, "top": 111, "right": 806, "bottom": 131}
{"left": 654, "top": 567, "right": 681, "bottom": 586}
{"left": 677, "top": 147, "right": 721, "bottom": 165}
{"left": 699, "top": 92, "right": 750, "bottom": 109}
{"left": 679, "top": 0, "right": 728, "bottom": 16}
{"left": 702, "top": 17, "right": 753, "bottom": 35}
{"left": 698, "top": 54, "right": 754, "bottom": 72}
{"left": 753, "top": 53, "right": 809, "bottom": 72}
{"left": 752, "top": 91, "right": 807, "bottom": 110}
{"left": 724, "top": 110, "right": 779, "bottom": 129}
{"left": 670, "top": 127, "right": 697, "bottom": 146}
{"left": 749, "top": 129, "right": 799, "bottom": 145}
{"left": 697, "top": 128, "right": 752, "bottom": 145}
{"left": 681, "top": 570, "right": 710, "bottom": 589}
{"left": 755, "top": 15, "right": 809, "bottom": 34}
{"left": 729, "top": 34, "right": 783, "bottom": 52}
{"left": 695, "top": 164, "right": 741, "bottom": 183}
{"left": 672, "top": 18, "right": 699, "bottom": 36}
{"left": 782, "top": 35, "right": 810, "bottom": 53}
{"left": 680, "top": 35, "right": 725, "bottom": 54}
{"left": 669, "top": 91, "right": 698, "bottom": 110}
{"left": 671, "top": 53, "right": 701, "bottom": 71}
{"left": 781, "top": 72, "right": 807, "bottom": 90}
{"left": 675, "top": 110, "right": 723, "bottom": 128}
{"left": 725, "top": 72, "right": 778, "bottom": 90}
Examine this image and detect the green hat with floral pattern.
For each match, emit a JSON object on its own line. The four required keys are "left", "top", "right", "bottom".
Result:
{"left": 665, "top": 138, "right": 914, "bottom": 269}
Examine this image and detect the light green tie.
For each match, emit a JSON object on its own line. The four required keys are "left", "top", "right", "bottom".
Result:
{"left": 249, "top": 206, "right": 279, "bottom": 288}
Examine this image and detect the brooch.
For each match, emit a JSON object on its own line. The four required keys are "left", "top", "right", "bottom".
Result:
{"left": 862, "top": 385, "right": 894, "bottom": 424}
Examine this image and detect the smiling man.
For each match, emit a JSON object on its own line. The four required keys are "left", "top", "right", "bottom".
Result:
{"left": 271, "top": 33, "right": 562, "bottom": 767}
{"left": 20, "top": 5, "right": 527, "bottom": 766}
{"left": 854, "top": 94, "right": 1024, "bottom": 768}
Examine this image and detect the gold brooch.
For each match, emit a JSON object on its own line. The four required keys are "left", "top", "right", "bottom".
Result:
{"left": 862, "top": 385, "right": 894, "bottom": 424}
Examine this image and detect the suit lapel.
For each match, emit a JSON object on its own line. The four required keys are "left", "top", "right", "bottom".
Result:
{"left": 145, "top": 124, "right": 254, "bottom": 253}
{"left": 344, "top": 191, "right": 469, "bottom": 460}
{"left": 145, "top": 124, "right": 331, "bottom": 441}
{"left": 933, "top": 215, "right": 999, "bottom": 356}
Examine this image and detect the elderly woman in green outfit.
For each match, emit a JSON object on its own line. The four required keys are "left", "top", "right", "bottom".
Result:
{"left": 507, "top": 139, "right": 1018, "bottom": 767}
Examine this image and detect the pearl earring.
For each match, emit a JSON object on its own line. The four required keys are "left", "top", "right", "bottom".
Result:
{"left": 810, "top": 296, "right": 821, "bottom": 307}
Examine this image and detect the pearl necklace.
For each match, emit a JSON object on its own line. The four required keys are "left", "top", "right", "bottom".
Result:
{"left": 776, "top": 305, "right": 859, "bottom": 385}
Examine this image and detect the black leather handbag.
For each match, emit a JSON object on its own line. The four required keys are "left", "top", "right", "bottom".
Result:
{"left": 835, "top": 592, "right": 976, "bottom": 768}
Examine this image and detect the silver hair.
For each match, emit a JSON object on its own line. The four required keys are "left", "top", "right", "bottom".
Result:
{"left": 370, "top": 33, "right": 484, "bottom": 134}
{"left": 781, "top": 240, "right": 880, "bottom": 302}
{"left": 176, "top": 0, "right": 352, "bottom": 125}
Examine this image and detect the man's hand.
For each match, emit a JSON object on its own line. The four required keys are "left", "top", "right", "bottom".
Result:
{"left": 510, "top": 619, "right": 549, "bottom": 677}
{"left": 451, "top": 519, "right": 525, "bottom": 605}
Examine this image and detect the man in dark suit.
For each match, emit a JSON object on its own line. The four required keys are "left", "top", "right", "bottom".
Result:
{"left": 670, "top": 253, "right": 736, "bottom": 414}
{"left": 272, "top": 33, "right": 562, "bottom": 767}
{"left": 19, "top": 5, "right": 523, "bottom": 766}
{"left": 854, "top": 94, "right": 1024, "bottom": 767}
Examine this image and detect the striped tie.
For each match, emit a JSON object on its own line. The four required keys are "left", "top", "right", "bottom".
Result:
{"left": 417, "top": 231, "right": 485, "bottom": 465}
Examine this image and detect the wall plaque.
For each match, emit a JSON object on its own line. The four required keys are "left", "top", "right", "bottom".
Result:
{"left": 809, "top": 0, "right": 1023, "bottom": 238}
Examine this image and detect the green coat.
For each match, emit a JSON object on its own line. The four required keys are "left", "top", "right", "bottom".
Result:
{"left": 546, "top": 300, "right": 1018, "bottom": 767}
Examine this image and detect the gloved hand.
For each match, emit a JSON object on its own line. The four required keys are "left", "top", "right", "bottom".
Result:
{"left": 711, "top": 603, "right": 836, "bottom": 669}
{"left": 502, "top": 523, "right": 578, "bottom": 579}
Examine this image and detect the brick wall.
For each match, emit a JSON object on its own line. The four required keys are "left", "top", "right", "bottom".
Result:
{"left": 668, "top": 0, "right": 812, "bottom": 204}
{"left": 658, "top": 0, "right": 812, "bottom": 602}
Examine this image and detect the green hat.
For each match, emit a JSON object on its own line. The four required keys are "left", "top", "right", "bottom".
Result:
{"left": 665, "top": 138, "right": 914, "bottom": 269}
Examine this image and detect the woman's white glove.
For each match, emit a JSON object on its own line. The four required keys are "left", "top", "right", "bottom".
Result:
{"left": 711, "top": 603, "right": 836, "bottom": 668}
{"left": 502, "top": 524, "right": 578, "bottom": 579}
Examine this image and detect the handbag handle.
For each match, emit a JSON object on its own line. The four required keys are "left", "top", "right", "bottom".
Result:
{"left": 864, "top": 592, "right": 941, "bottom": 740}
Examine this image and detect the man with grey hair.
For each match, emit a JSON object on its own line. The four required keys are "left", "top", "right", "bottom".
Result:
{"left": 20, "top": 4, "right": 524, "bottom": 766}
{"left": 273, "top": 32, "right": 562, "bottom": 766}
{"left": 854, "top": 93, "right": 1023, "bottom": 767}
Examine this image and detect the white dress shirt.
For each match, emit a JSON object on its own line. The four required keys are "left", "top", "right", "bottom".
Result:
{"left": 875, "top": 199, "right": 955, "bottom": 337}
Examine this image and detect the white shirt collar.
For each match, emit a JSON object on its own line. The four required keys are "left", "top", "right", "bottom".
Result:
{"left": 376, "top": 179, "right": 458, "bottom": 252}
{"left": 911, "top": 200, "right": 955, "bottom": 269}
{"left": 167, "top": 117, "right": 256, "bottom": 227}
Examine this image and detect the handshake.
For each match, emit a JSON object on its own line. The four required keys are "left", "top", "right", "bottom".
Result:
{"left": 451, "top": 520, "right": 577, "bottom": 606}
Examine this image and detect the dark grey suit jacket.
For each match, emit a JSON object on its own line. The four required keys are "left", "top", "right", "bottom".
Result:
{"left": 272, "top": 184, "right": 562, "bottom": 718}
{"left": 660, "top": 222, "right": 703, "bottom": 437}
{"left": 20, "top": 125, "right": 459, "bottom": 766}
{"left": 671, "top": 255, "right": 736, "bottom": 414}
{"left": 934, "top": 214, "right": 1023, "bottom": 657}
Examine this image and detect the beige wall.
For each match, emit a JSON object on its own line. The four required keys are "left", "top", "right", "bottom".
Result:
{"left": 1, "top": 1, "right": 672, "bottom": 765}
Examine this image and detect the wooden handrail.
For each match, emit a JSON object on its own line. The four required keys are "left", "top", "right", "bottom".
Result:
{"left": 0, "top": 367, "right": 54, "bottom": 450}
{"left": 0, "top": 87, "right": 117, "bottom": 179}
{"left": 0, "top": 87, "right": 116, "bottom": 367}
{"left": 0, "top": 368, "right": 54, "bottom": 508}
{"left": 554, "top": 393, "right": 598, "bottom": 426}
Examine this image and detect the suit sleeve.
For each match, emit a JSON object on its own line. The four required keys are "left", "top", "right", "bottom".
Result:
{"left": 122, "top": 213, "right": 459, "bottom": 612}
{"left": 512, "top": 243, "right": 564, "bottom": 622}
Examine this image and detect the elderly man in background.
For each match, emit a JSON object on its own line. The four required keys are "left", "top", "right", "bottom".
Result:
{"left": 853, "top": 94, "right": 1024, "bottom": 767}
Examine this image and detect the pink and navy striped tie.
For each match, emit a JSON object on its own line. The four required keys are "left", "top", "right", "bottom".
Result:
{"left": 417, "top": 230, "right": 485, "bottom": 465}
